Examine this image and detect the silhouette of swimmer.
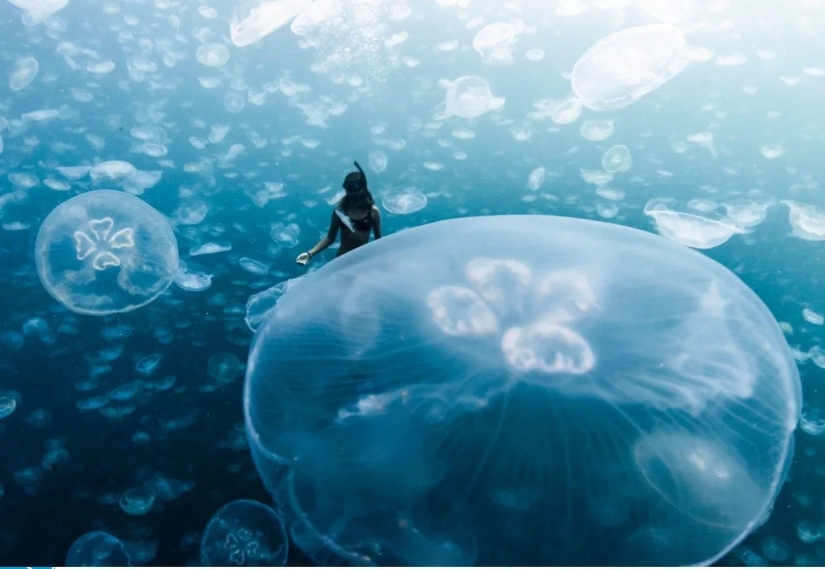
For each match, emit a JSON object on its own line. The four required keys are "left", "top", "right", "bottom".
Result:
{"left": 297, "top": 161, "right": 382, "bottom": 265}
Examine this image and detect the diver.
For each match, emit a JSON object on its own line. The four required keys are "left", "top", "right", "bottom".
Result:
{"left": 296, "top": 161, "right": 382, "bottom": 265}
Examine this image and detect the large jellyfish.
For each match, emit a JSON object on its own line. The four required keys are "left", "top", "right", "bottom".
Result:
{"left": 245, "top": 215, "right": 800, "bottom": 566}
{"left": 35, "top": 190, "right": 179, "bottom": 316}
{"left": 571, "top": 24, "right": 690, "bottom": 111}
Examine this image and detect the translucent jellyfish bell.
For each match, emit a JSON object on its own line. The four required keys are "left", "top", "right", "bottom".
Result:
{"left": 571, "top": 24, "right": 689, "bottom": 111}
{"left": 65, "top": 531, "right": 131, "bottom": 566}
{"left": 200, "top": 499, "right": 288, "bottom": 566}
{"left": 35, "top": 190, "right": 179, "bottom": 316}
{"left": 245, "top": 214, "right": 800, "bottom": 566}
{"left": 230, "top": 0, "right": 313, "bottom": 47}
{"left": 433, "top": 76, "right": 505, "bottom": 120}
{"left": 6, "top": 0, "right": 68, "bottom": 24}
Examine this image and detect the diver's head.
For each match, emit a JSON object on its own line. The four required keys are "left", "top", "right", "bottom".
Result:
{"left": 343, "top": 171, "right": 366, "bottom": 194}
{"left": 340, "top": 160, "right": 374, "bottom": 209}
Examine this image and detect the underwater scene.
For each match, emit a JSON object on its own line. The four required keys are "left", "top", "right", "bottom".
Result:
{"left": 0, "top": 0, "right": 823, "bottom": 566}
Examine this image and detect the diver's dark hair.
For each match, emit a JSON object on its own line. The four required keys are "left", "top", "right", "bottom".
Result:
{"left": 340, "top": 161, "right": 374, "bottom": 209}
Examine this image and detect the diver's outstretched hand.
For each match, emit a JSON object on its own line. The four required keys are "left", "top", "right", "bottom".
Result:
{"left": 296, "top": 252, "right": 310, "bottom": 266}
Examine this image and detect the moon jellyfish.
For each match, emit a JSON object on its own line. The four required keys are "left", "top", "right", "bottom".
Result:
{"left": 381, "top": 188, "right": 427, "bottom": 215}
{"left": 602, "top": 144, "right": 632, "bottom": 173}
{"left": 245, "top": 215, "right": 800, "bottom": 566}
{"left": 66, "top": 531, "right": 131, "bottom": 566}
{"left": 9, "top": 56, "right": 39, "bottom": 91}
{"left": 645, "top": 200, "right": 745, "bottom": 249}
{"left": 782, "top": 200, "right": 825, "bottom": 242}
{"left": 6, "top": 0, "right": 68, "bottom": 24}
{"left": 433, "top": 76, "right": 505, "bottom": 120}
{"left": 35, "top": 190, "right": 179, "bottom": 316}
{"left": 230, "top": 0, "right": 313, "bottom": 47}
{"left": 196, "top": 43, "right": 231, "bottom": 67}
{"left": 580, "top": 119, "right": 614, "bottom": 142}
{"left": 571, "top": 24, "right": 689, "bottom": 111}
{"left": 200, "top": 499, "right": 288, "bottom": 566}
{"left": 472, "top": 22, "right": 518, "bottom": 65}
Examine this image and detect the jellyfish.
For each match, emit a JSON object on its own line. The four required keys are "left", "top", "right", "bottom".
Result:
{"left": 200, "top": 499, "right": 288, "bottom": 566}
{"left": 571, "top": 24, "right": 690, "bottom": 111}
{"left": 65, "top": 531, "right": 131, "bottom": 566}
{"left": 230, "top": 0, "right": 313, "bottom": 47}
{"left": 433, "top": 76, "right": 505, "bottom": 121}
{"left": 6, "top": 0, "right": 68, "bottom": 24}
{"left": 34, "top": 190, "right": 179, "bottom": 316}
{"left": 244, "top": 215, "right": 800, "bottom": 566}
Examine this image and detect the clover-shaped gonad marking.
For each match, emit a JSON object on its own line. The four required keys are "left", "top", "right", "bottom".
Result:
{"left": 224, "top": 528, "right": 261, "bottom": 566}
{"left": 426, "top": 257, "right": 597, "bottom": 375}
{"left": 73, "top": 216, "right": 135, "bottom": 271}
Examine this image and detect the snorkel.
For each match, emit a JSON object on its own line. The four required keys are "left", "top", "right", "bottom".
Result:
{"left": 353, "top": 160, "right": 368, "bottom": 191}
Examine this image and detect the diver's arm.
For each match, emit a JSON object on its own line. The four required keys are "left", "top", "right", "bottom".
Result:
{"left": 372, "top": 206, "right": 382, "bottom": 239}
{"left": 297, "top": 210, "right": 339, "bottom": 265}
{"left": 310, "top": 210, "right": 340, "bottom": 256}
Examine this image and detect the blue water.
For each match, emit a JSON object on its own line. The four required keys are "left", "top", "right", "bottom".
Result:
{"left": 0, "top": 0, "right": 824, "bottom": 565}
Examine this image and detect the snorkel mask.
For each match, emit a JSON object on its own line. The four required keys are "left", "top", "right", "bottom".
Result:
{"left": 343, "top": 161, "right": 368, "bottom": 194}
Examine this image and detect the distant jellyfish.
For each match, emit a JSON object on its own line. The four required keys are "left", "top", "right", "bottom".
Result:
{"left": 196, "top": 43, "right": 231, "bottom": 67}
{"left": 89, "top": 160, "right": 137, "bottom": 187}
{"left": 230, "top": 0, "right": 312, "bottom": 47}
{"left": 580, "top": 119, "right": 615, "bottom": 141}
{"left": 722, "top": 199, "right": 773, "bottom": 230}
{"left": 225, "top": 92, "right": 246, "bottom": 114}
{"left": 782, "top": 200, "right": 825, "bottom": 241}
{"left": 245, "top": 214, "right": 800, "bottom": 566}
{"left": 601, "top": 144, "right": 632, "bottom": 173}
{"left": 34, "top": 190, "right": 179, "bottom": 316}
{"left": 175, "top": 199, "right": 209, "bottom": 225}
{"left": 66, "top": 531, "right": 131, "bottom": 567}
{"left": 472, "top": 22, "right": 518, "bottom": 65}
{"left": 571, "top": 24, "right": 689, "bottom": 111}
{"left": 200, "top": 499, "right": 288, "bottom": 566}
{"left": 381, "top": 188, "right": 427, "bottom": 215}
{"left": 433, "top": 76, "right": 505, "bottom": 120}
{"left": 208, "top": 352, "right": 242, "bottom": 384}
{"left": 644, "top": 200, "right": 745, "bottom": 249}
{"left": 9, "top": 56, "right": 39, "bottom": 91}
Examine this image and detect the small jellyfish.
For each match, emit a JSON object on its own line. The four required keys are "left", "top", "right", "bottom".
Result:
{"left": 196, "top": 43, "right": 231, "bottom": 67}
{"left": 119, "top": 486, "right": 156, "bottom": 516}
{"left": 601, "top": 144, "right": 632, "bottom": 173}
{"left": 208, "top": 352, "right": 242, "bottom": 383}
{"left": 35, "top": 191, "right": 179, "bottom": 316}
{"left": 580, "top": 119, "right": 615, "bottom": 142}
{"left": 433, "top": 76, "right": 505, "bottom": 120}
{"left": 472, "top": 22, "right": 518, "bottom": 65}
{"left": 644, "top": 200, "right": 745, "bottom": 249}
{"left": 0, "top": 396, "right": 17, "bottom": 419}
{"left": 9, "top": 56, "right": 39, "bottom": 91}
{"left": 527, "top": 167, "right": 546, "bottom": 191}
{"left": 230, "top": 0, "right": 313, "bottom": 47}
{"left": 65, "top": 531, "right": 131, "bottom": 566}
{"left": 381, "top": 188, "right": 428, "bottom": 215}
{"left": 200, "top": 499, "right": 288, "bottom": 566}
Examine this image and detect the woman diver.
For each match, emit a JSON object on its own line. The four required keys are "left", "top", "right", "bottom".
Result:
{"left": 296, "top": 161, "right": 382, "bottom": 265}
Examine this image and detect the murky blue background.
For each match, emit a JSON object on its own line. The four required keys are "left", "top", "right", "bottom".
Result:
{"left": 1, "top": 0, "right": 824, "bottom": 565}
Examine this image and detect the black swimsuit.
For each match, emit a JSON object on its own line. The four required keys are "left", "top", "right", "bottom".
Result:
{"left": 338, "top": 208, "right": 373, "bottom": 232}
